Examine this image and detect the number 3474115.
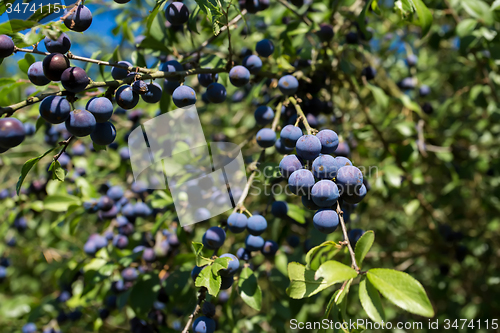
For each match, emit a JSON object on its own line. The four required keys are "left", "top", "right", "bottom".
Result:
{"left": 6, "top": 3, "right": 62, "bottom": 14}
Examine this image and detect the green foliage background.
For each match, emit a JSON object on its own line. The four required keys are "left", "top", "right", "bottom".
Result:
{"left": 0, "top": 0, "right": 500, "bottom": 332}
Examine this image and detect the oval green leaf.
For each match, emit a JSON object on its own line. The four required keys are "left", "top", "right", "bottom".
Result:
{"left": 355, "top": 231, "right": 374, "bottom": 267}
{"left": 359, "top": 277, "right": 385, "bottom": 323}
{"left": 367, "top": 268, "right": 434, "bottom": 317}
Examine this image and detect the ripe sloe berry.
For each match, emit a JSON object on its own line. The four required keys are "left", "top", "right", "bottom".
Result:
{"left": 254, "top": 105, "right": 274, "bottom": 125}
{"left": 227, "top": 213, "right": 247, "bottom": 233}
{"left": 192, "top": 316, "right": 215, "bottom": 333}
{"left": 262, "top": 240, "right": 279, "bottom": 256}
{"left": 61, "top": 67, "right": 90, "bottom": 93}
{"left": 142, "top": 83, "right": 163, "bottom": 103}
{"left": 0, "top": 35, "right": 15, "bottom": 58}
{"left": 64, "top": 5, "right": 93, "bottom": 32}
{"left": 313, "top": 209, "right": 339, "bottom": 234}
{"left": 86, "top": 97, "right": 113, "bottom": 123}
{"left": 256, "top": 39, "right": 274, "bottom": 57}
{"left": 44, "top": 33, "right": 71, "bottom": 54}
{"left": 247, "top": 214, "right": 267, "bottom": 236}
{"left": 336, "top": 166, "right": 363, "bottom": 195}
{"left": 219, "top": 253, "right": 239, "bottom": 276}
{"left": 172, "top": 85, "right": 197, "bottom": 107}
{"left": 39, "top": 96, "right": 71, "bottom": 124}
{"left": 271, "top": 201, "right": 288, "bottom": 218}
{"left": 242, "top": 55, "right": 262, "bottom": 74}
{"left": 275, "top": 138, "right": 294, "bottom": 154}
{"left": 165, "top": 2, "right": 189, "bottom": 26}
{"left": 279, "top": 154, "right": 303, "bottom": 178}
{"left": 28, "top": 61, "right": 50, "bottom": 86}
{"left": 202, "top": 227, "right": 226, "bottom": 250}
{"left": 316, "top": 129, "right": 339, "bottom": 154}
{"left": 311, "top": 180, "right": 340, "bottom": 207}
{"left": 0, "top": 118, "right": 26, "bottom": 149}
{"left": 280, "top": 125, "right": 302, "bottom": 147}
{"left": 115, "top": 85, "right": 139, "bottom": 109}
{"left": 256, "top": 128, "right": 276, "bottom": 148}
{"left": 316, "top": 24, "right": 334, "bottom": 42}
{"left": 296, "top": 134, "right": 321, "bottom": 160}
{"left": 111, "top": 61, "right": 132, "bottom": 80}
{"left": 245, "top": 235, "right": 265, "bottom": 251}
{"left": 229, "top": 66, "right": 250, "bottom": 87}
{"left": 278, "top": 75, "right": 299, "bottom": 95}
{"left": 65, "top": 110, "right": 97, "bottom": 137}
{"left": 206, "top": 82, "right": 227, "bottom": 103}
{"left": 288, "top": 169, "right": 315, "bottom": 195}
{"left": 198, "top": 73, "right": 218, "bottom": 87}
{"left": 43, "top": 53, "right": 70, "bottom": 81}
{"left": 90, "top": 121, "right": 116, "bottom": 145}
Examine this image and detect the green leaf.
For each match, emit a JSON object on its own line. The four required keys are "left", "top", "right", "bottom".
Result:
{"left": 358, "top": 0, "right": 374, "bottom": 40}
{"left": 17, "top": 53, "right": 35, "bottom": 74}
{"left": 129, "top": 274, "right": 161, "bottom": 317}
{"left": 0, "top": 20, "right": 38, "bottom": 34}
{"left": 305, "top": 241, "right": 342, "bottom": 270}
{"left": 43, "top": 194, "right": 81, "bottom": 212}
{"left": 456, "top": 18, "right": 477, "bottom": 37}
{"left": 211, "top": 257, "right": 230, "bottom": 275}
{"left": 238, "top": 267, "right": 262, "bottom": 310}
{"left": 192, "top": 242, "right": 214, "bottom": 266}
{"left": 410, "top": 0, "right": 433, "bottom": 36}
{"left": 462, "top": 0, "right": 494, "bottom": 25}
{"left": 93, "top": 144, "right": 107, "bottom": 151}
{"left": 188, "top": 5, "right": 200, "bottom": 34}
{"left": 359, "top": 277, "right": 385, "bottom": 323}
{"left": 195, "top": 264, "right": 221, "bottom": 296}
{"left": 367, "top": 84, "right": 389, "bottom": 108}
{"left": 16, "top": 147, "right": 56, "bottom": 195}
{"left": 315, "top": 261, "right": 358, "bottom": 286}
{"left": 383, "top": 164, "right": 404, "bottom": 188}
{"left": 367, "top": 268, "right": 434, "bottom": 317}
{"left": 355, "top": 231, "right": 374, "bottom": 267}
{"left": 287, "top": 261, "right": 357, "bottom": 299}
{"left": 287, "top": 203, "right": 306, "bottom": 224}
{"left": 49, "top": 160, "right": 65, "bottom": 182}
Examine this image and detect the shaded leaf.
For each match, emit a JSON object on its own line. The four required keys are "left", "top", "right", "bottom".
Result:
{"left": 359, "top": 277, "right": 385, "bottom": 323}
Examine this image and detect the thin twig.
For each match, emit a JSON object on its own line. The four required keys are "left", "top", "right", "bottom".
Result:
{"left": 184, "top": 9, "right": 247, "bottom": 59}
{"left": 233, "top": 150, "right": 265, "bottom": 213}
{"left": 53, "top": 136, "right": 74, "bottom": 161}
{"left": 0, "top": 67, "right": 227, "bottom": 116}
{"left": 276, "top": 0, "right": 312, "bottom": 26}
{"left": 289, "top": 96, "right": 314, "bottom": 135}
{"left": 60, "top": 0, "right": 82, "bottom": 22}
{"left": 225, "top": 4, "right": 233, "bottom": 70}
{"left": 14, "top": 47, "right": 153, "bottom": 74}
{"left": 181, "top": 287, "right": 207, "bottom": 333}
{"left": 336, "top": 202, "right": 359, "bottom": 272}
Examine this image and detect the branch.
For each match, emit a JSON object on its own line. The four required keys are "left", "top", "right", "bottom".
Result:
{"left": 276, "top": 0, "right": 312, "bottom": 26}
{"left": 0, "top": 67, "right": 228, "bottom": 116}
{"left": 233, "top": 99, "right": 284, "bottom": 212}
{"left": 53, "top": 136, "right": 74, "bottom": 161}
{"left": 14, "top": 47, "right": 153, "bottom": 74}
{"left": 60, "top": 0, "right": 82, "bottom": 22}
{"left": 225, "top": 4, "right": 233, "bottom": 70}
{"left": 289, "top": 96, "right": 314, "bottom": 135}
{"left": 181, "top": 287, "right": 206, "bottom": 333}
{"left": 336, "top": 201, "right": 359, "bottom": 272}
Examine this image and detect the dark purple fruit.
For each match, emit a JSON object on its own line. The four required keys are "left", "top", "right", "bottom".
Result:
{"left": 64, "top": 5, "right": 93, "bottom": 32}
{"left": 0, "top": 35, "right": 14, "bottom": 58}
{"left": 28, "top": 61, "right": 50, "bottom": 86}
{"left": 61, "top": 67, "right": 90, "bottom": 93}
{"left": 65, "top": 110, "right": 97, "bottom": 137}
{"left": 44, "top": 33, "right": 71, "bottom": 54}
{"left": 0, "top": 118, "right": 25, "bottom": 149}
{"left": 43, "top": 53, "right": 70, "bottom": 81}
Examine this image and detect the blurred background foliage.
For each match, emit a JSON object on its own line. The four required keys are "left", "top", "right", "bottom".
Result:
{"left": 0, "top": 0, "right": 500, "bottom": 332}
